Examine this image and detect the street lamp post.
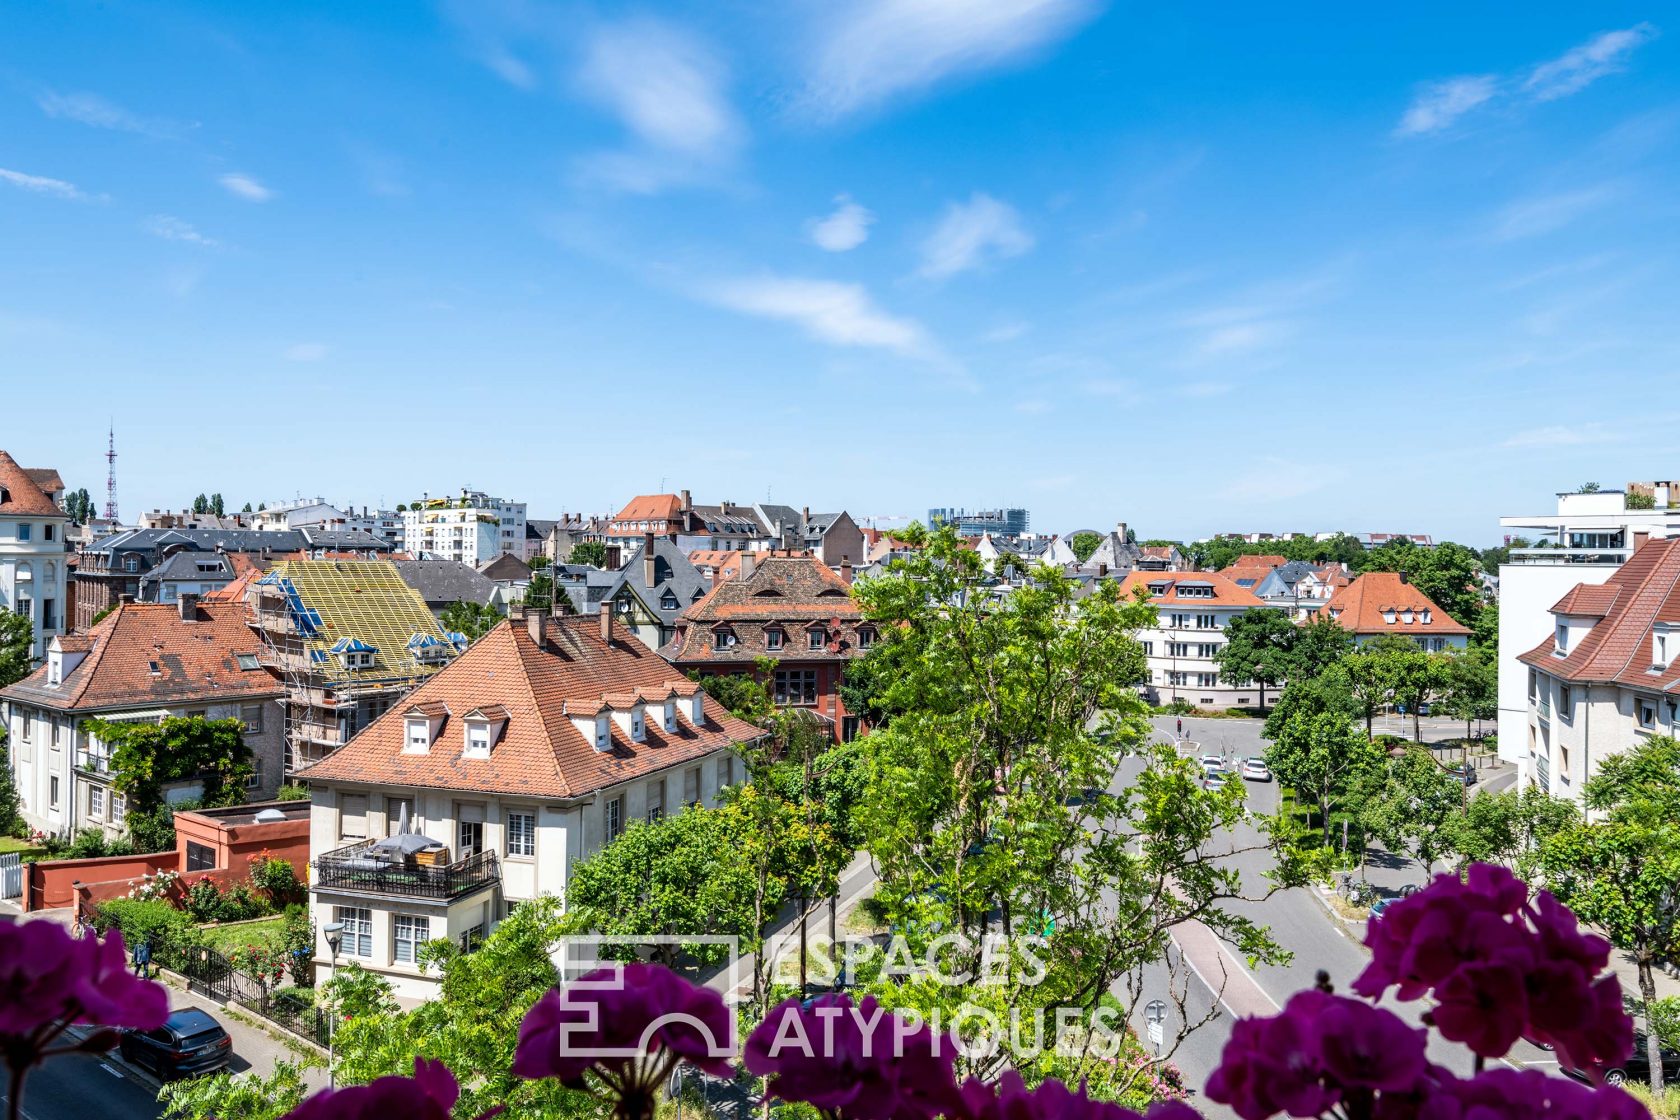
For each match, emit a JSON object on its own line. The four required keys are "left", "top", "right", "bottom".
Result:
{"left": 323, "top": 920, "right": 345, "bottom": 1089}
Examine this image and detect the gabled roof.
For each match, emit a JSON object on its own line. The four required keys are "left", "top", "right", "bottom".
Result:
{"left": 0, "top": 601, "right": 279, "bottom": 711}
{"left": 613, "top": 494, "right": 683, "bottom": 522}
{"left": 299, "top": 618, "right": 762, "bottom": 798}
{"left": 1520, "top": 537, "right": 1680, "bottom": 690}
{"left": 477, "top": 553, "right": 532, "bottom": 582}
{"left": 252, "top": 559, "right": 454, "bottom": 684}
{"left": 1317, "top": 572, "right": 1471, "bottom": 636}
{"left": 1114, "top": 570, "right": 1267, "bottom": 608}
{"left": 0, "top": 451, "right": 65, "bottom": 517}
{"left": 665, "top": 556, "right": 862, "bottom": 663}
{"left": 393, "top": 559, "right": 499, "bottom": 607}
{"left": 609, "top": 538, "right": 708, "bottom": 621}
{"left": 23, "top": 468, "right": 64, "bottom": 496}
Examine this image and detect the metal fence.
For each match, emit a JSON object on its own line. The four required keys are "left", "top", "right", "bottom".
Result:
{"left": 0, "top": 852, "right": 20, "bottom": 900}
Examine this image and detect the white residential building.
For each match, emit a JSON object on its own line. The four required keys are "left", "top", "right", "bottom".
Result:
{"left": 1514, "top": 534, "right": 1680, "bottom": 801}
{"left": 297, "top": 608, "right": 761, "bottom": 1000}
{"left": 1116, "top": 570, "right": 1273, "bottom": 710}
{"left": 403, "top": 491, "right": 527, "bottom": 565}
{"left": 1495, "top": 489, "right": 1680, "bottom": 782}
{"left": 0, "top": 453, "right": 69, "bottom": 662}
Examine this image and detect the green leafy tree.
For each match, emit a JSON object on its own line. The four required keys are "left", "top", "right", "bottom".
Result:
{"left": 1339, "top": 638, "right": 1408, "bottom": 739}
{"left": 1580, "top": 481, "right": 1602, "bottom": 493}
{"left": 62, "top": 487, "right": 94, "bottom": 524}
{"left": 693, "top": 660, "right": 775, "bottom": 722}
{"left": 241, "top": 501, "right": 254, "bottom": 514}
{"left": 567, "top": 540, "right": 609, "bottom": 568}
{"left": 210, "top": 493, "right": 225, "bottom": 517}
{"left": 1362, "top": 540, "right": 1486, "bottom": 637}
{"left": 1542, "top": 736, "right": 1680, "bottom": 1093}
{"left": 528, "top": 554, "right": 552, "bottom": 571}
{"left": 1628, "top": 491, "right": 1657, "bottom": 510}
{"left": 1262, "top": 671, "right": 1360, "bottom": 743}
{"left": 1213, "top": 607, "right": 1296, "bottom": 710}
{"left": 1069, "top": 531, "right": 1103, "bottom": 563}
{"left": 0, "top": 733, "right": 23, "bottom": 835}
{"left": 192, "top": 493, "right": 209, "bottom": 515}
{"left": 566, "top": 803, "right": 767, "bottom": 968}
{"left": 1385, "top": 643, "right": 1449, "bottom": 741}
{"left": 1450, "top": 786, "right": 1577, "bottom": 880}
{"left": 1284, "top": 614, "right": 1356, "bottom": 681}
{"left": 1266, "top": 707, "right": 1386, "bottom": 844}
{"left": 439, "top": 600, "right": 501, "bottom": 642}
{"left": 84, "top": 715, "right": 252, "bottom": 814}
{"left": 1439, "top": 645, "right": 1497, "bottom": 741}
{"left": 847, "top": 523, "right": 1303, "bottom": 1091}
{"left": 159, "top": 1058, "right": 319, "bottom": 1120}
{"left": 0, "top": 610, "right": 34, "bottom": 689}
{"left": 521, "top": 570, "right": 554, "bottom": 614}
{"left": 1357, "top": 746, "right": 1465, "bottom": 875}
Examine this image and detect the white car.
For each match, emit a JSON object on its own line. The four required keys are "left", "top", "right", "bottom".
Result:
{"left": 1241, "top": 758, "right": 1271, "bottom": 782}
{"left": 1199, "top": 754, "right": 1225, "bottom": 772}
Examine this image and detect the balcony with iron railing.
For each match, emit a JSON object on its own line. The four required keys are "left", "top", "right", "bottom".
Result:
{"left": 74, "top": 749, "right": 111, "bottom": 775}
{"left": 314, "top": 840, "right": 500, "bottom": 900}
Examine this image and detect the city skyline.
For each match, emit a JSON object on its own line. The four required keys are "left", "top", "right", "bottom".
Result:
{"left": 4, "top": 3, "right": 1678, "bottom": 542}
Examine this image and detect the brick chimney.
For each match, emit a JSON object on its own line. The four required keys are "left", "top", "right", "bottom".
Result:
{"left": 802, "top": 506, "right": 810, "bottom": 524}
{"left": 600, "top": 601, "right": 615, "bottom": 644}
{"left": 840, "top": 556, "right": 852, "bottom": 585}
{"left": 178, "top": 592, "right": 199, "bottom": 621}
{"left": 738, "top": 552, "right": 755, "bottom": 581}
{"left": 527, "top": 609, "right": 547, "bottom": 648}
{"left": 644, "top": 532, "right": 657, "bottom": 587}
{"left": 680, "top": 489, "right": 692, "bottom": 513}
{"left": 1634, "top": 531, "right": 1650, "bottom": 553}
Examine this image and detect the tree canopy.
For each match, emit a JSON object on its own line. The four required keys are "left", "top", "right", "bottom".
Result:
{"left": 439, "top": 600, "right": 501, "bottom": 642}
{"left": 567, "top": 540, "right": 609, "bottom": 569}
{"left": 1069, "top": 530, "right": 1103, "bottom": 563}
{"left": 1213, "top": 608, "right": 1296, "bottom": 709}
{"left": 0, "top": 610, "right": 34, "bottom": 690}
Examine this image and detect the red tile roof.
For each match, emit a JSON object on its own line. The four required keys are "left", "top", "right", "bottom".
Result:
{"left": 0, "top": 601, "right": 279, "bottom": 711}
{"left": 1316, "top": 571, "right": 1471, "bottom": 636}
{"left": 299, "top": 617, "right": 762, "bottom": 798}
{"left": 1520, "top": 536, "right": 1680, "bottom": 689}
{"left": 1225, "top": 554, "right": 1287, "bottom": 570}
{"left": 613, "top": 494, "right": 683, "bottom": 522}
{"left": 22, "top": 468, "right": 64, "bottom": 495}
{"left": 0, "top": 451, "right": 65, "bottom": 516}
{"left": 1115, "top": 570, "right": 1267, "bottom": 608}
{"left": 665, "top": 555, "right": 864, "bottom": 665}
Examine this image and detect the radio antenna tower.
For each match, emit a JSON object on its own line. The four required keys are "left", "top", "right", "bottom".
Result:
{"left": 103, "top": 422, "right": 119, "bottom": 523}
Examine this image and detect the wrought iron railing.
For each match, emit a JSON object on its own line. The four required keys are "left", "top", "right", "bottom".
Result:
{"left": 314, "top": 840, "right": 500, "bottom": 900}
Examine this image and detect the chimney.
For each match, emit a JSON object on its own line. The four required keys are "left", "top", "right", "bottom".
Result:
{"left": 600, "top": 602, "right": 615, "bottom": 644}
{"left": 118, "top": 593, "right": 133, "bottom": 605}
{"left": 178, "top": 592, "right": 199, "bottom": 621}
{"left": 721, "top": 499, "right": 732, "bottom": 515}
{"left": 1098, "top": 563, "right": 1108, "bottom": 578}
{"left": 1634, "top": 531, "right": 1650, "bottom": 553}
{"left": 1116, "top": 521, "right": 1128, "bottom": 542}
{"left": 802, "top": 506, "right": 810, "bottom": 525}
{"left": 680, "top": 489, "right": 692, "bottom": 512}
{"left": 738, "top": 552, "right": 755, "bottom": 581}
{"left": 527, "top": 609, "right": 547, "bottom": 648}
{"left": 840, "top": 557, "right": 853, "bottom": 585}
{"left": 1398, "top": 570, "right": 1410, "bottom": 584}
{"left": 644, "top": 532, "right": 657, "bottom": 586}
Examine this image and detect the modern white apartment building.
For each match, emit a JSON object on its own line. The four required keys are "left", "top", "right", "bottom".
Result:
{"left": 298, "top": 608, "right": 760, "bottom": 999}
{"left": 1514, "top": 534, "right": 1680, "bottom": 801}
{"left": 403, "top": 490, "right": 527, "bottom": 565}
{"left": 0, "top": 452, "right": 69, "bottom": 662}
{"left": 1495, "top": 488, "right": 1680, "bottom": 782}
{"left": 1116, "top": 570, "right": 1272, "bottom": 710}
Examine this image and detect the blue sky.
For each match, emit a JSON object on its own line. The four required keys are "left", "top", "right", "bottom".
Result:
{"left": 2, "top": 2, "right": 1677, "bottom": 544}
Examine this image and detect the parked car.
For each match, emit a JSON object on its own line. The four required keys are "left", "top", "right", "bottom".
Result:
{"left": 1203, "top": 770, "right": 1228, "bottom": 791}
{"left": 1566, "top": 1032, "right": 1680, "bottom": 1088}
{"left": 1445, "top": 763, "right": 1476, "bottom": 785}
{"left": 1240, "top": 758, "right": 1271, "bottom": 782}
{"left": 120, "top": 1009, "right": 232, "bottom": 1080}
{"left": 1199, "top": 754, "right": 1225, "bottom": 772}
{"left": 1368, "top": 897, "right": 1396, "bottom": 920}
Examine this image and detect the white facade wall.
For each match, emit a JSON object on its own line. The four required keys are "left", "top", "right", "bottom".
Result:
{"left": 1136, "top": 605, "right": 1265, "bottom": 710}
{"left": 306, "top": 747, "right": 737, "bottom": 999}
{"left": 404, "top": 496, "right": 522, "bottom": 565}
{"left": 1522, "top": 667, "right": 1680, "bottom": 805}
{"left": 0, "top": 512, "right": 69, "bottom": 660}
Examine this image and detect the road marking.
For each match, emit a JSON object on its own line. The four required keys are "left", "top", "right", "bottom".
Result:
{"left": 99, "top": 1062, "right": 123, "bottom": 1078}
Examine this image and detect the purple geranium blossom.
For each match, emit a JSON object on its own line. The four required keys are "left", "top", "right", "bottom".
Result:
{"left": 284, "top": 1058, "right": 499, "bottom": 1120}
{"left": 1205, "top": 991, "right": 1339, "bottom": 1120}
{"left": 956, "top": 1070, "right": 1201, "bottom": 1120}
{"left": 513, "top": 963, "right": 732, "bottom": 1120}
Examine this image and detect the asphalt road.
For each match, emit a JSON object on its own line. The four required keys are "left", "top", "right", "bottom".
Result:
{"left": 0, "top": 1047, "right": 164, "bottom": 1120}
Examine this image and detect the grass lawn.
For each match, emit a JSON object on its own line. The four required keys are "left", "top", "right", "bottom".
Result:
{"left": 199, "top": 916, "right": 285, "bottom": 954}
{"left": 0, "top": 836, "right": 42, "bottom": 856}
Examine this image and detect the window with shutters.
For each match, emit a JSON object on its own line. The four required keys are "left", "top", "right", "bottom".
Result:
{"left": 394, "top": 915, "right": 429, "bottom": 964}
{"left": 335, "top": 906, "right": 372, "bottom": 957}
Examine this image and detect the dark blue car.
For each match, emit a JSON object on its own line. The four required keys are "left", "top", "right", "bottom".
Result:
{"left": 120, "top": 1009, "right": 231, "bottom": 1079}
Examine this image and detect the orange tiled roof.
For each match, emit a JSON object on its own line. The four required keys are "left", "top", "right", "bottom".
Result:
{"left": 0, "top": 601, "right": 279, "bottom": 711}
{"left": 1519, "top": 537, "right": 1680, "bottom": 690}
{"left": 0, "top": 451, "right": 64, "bottom": 517}
{"left": 1115, "top": 570, "right": 1267, "bottom": 608}
{"left": 613, "top": 494, "right": 683, "bottom": 522}
{"left": 1223, "top": 554, "right": 1287, "bottom": 571}
{"left": 1317, "top": 571, "right": 1471, "bottom": 636}
{"left": 298, "top": 617, "right": 762, "bottom": 798}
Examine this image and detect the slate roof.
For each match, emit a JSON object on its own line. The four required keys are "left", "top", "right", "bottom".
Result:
{"left": 0, "top": 601, "right": 279, "bottom": 712}
{"left": 0, "top": 451, "right": 65, "bottom": 517}
{"left": 1520, "top": 537, "right": 1680, "bottom": 689}
{"left": 1252, "top": 560, "right": 1320, "bottom": 598}
{"left": 607, "top": 538, "right": 709, "bottom": 625}
{"left": 299, "top": 526, "right": 391, "bottom": 551}
{"left": 556, "top": 566, "right": 622, "bottom": 614}
{"left": 297, "top": 617, "right": 762, "bottom": 798}
{"left": 393, "top": 559, "right": 499, "bottom": 608}
{"left": 1317, "top": 572, "right": 1471, "bottom": 636}
{"left": 86, "top": 528, "right": 308, "bottom": 557}
{"left": 477, "top": 553, "right": 532, "bottom": 582}
{"left": 663, "top": 555, "right": 862, "bottom": 664}
{"left": 138, "top": 550, "right": 242, "bottom": 591}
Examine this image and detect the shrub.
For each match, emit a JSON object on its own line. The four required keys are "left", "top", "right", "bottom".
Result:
{"left": 95, "top": 897, "right": 204, "bottom": 959}
{"left": 184, "top": 877, "right": 223, "bottom": 922}
{"left": 276, "top": 784, "right": 309, "bottom": 802}
{"left": 127, "top": 869, "right": 180, "bottom": 902}
{"left": 269, "top": 986, "right": 315, "bottom": 1018}
{"left": 249, "top": 854, "right": 302, "bottom": 905}
{"left": 64, "top": 828, "right": 132, "bottom": 860}
{"left": 281, "top": 904, "right": 315, "bottom": 987}
{"left": 216, "top": 882, "right": 268, "bottom": 922}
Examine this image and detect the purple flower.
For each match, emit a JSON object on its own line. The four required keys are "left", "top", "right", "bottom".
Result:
{"left": 0, "top": 920, "right": 167, "bottom": 1042}
{"left": 1430, "top": 961, "right": 1530, "bottom": 1057}
{"left": 1313, "top": 996, "right": 1428, "bottom": 1092}
{"left": 1421, "top": 1066, "right": 1647, "bottom": 1120}
{"left": 1204, "top": 991, "right": 1339, "bottom": 1120}
{"left": 962, "top": 1070, "right": 1143, "bottom": 1120}
{"left": 743, "top": 993, "right": 958, "bottom": 1120}
{"left": 284, "top": 1058, "right": 497, "bottom": 1120}
{"left": 512, "top": 963, "right": 732, "bottom": 1116}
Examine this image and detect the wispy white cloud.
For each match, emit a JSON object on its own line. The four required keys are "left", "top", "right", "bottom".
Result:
{"left": 285, "top": 343, "right": 330, "bottom": 362}
{"left": 574, "top": 18, "right": 743, "bottom": 193}
{"left": 918, "top": 193, "right": 1033, "bottom": 280}
{"left": 1490, "top": 184, "right": 1620, "bottom": 241}
{"left": 483, "top": 48, "right": 538, "bottom": 90}
{"left": 1500, "top": 423, "right": 1609, "bottom": 449}
{"left": 219, "top": 173, "right": 274, "bottom": 202}
{"left": 703, "top": 274, "right": 954, "bottom": 372}
{"left": 808, "top": 194, "right": 875, "bottom": 251}
{"left": 800, "top": 0, "right": 1100, "bottom": 119}
{"left": 144, "top": 215, "right": 218, "bottom": 248}
{"left": 1526, "top": 24, "right": 1658, "bottom": 101}
{"left": 0, "top": 167, "right": 88, "bottom": 201}
{"left": 1394, "top": 75, "right": 1498, "bottom": 136}
{"left": 38, "top": 90, "right": 189, "bottom": 138}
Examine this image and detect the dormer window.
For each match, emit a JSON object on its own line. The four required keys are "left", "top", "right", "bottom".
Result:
{"left": 123, "top": 555, "right": 140, "bottom": 573}
{"left": 1656, "top": 632, "right": 1670, "bottom": 671}
{"left": 765, "top": 628, "right": 784, "bottom": 651}
{"left": 660, "top": 591, "right": 679, "bottom": 611}
{"left": 332, "top": 637, "right": 378, "bottom": 670}
{"left": 1555, "top": 622, "right": 1569, "bottom": 655}
{"left": 594, "top": 715, "right": 611, "bottom": 751}
{"left": 690, "top": 693, "right": 705, "bottom": 724}
{"left": 1400, "top": 609, "right": 1414, "bottom": 625}
{"left": 464, "top": 722, "right": 491, "bottom": 759}
{"left": 407, "top": 719, "right": 431, "bottom": 753}
{"left": 713, "top": 627, "right": 738, "bottom": 650}
{"left": 47, "top": 653, "right": 61, "bottom": 686}
{"left": 663, "top": 699, "right": 677, "bottom": 732}
{"left": 1421, "top": 609, "right": 1432, "bottom": 625}
{"left": 631, "top": 709, "right": 645, "bottom": 742}
{"left": 1382, "top": 609, "right": 1397, "bottom": 625}
{"left": 808, "top": 629, "right": 826, "bottom": 651}
{"left": 857, "top": 627, "right": 877, "bottom": 650}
